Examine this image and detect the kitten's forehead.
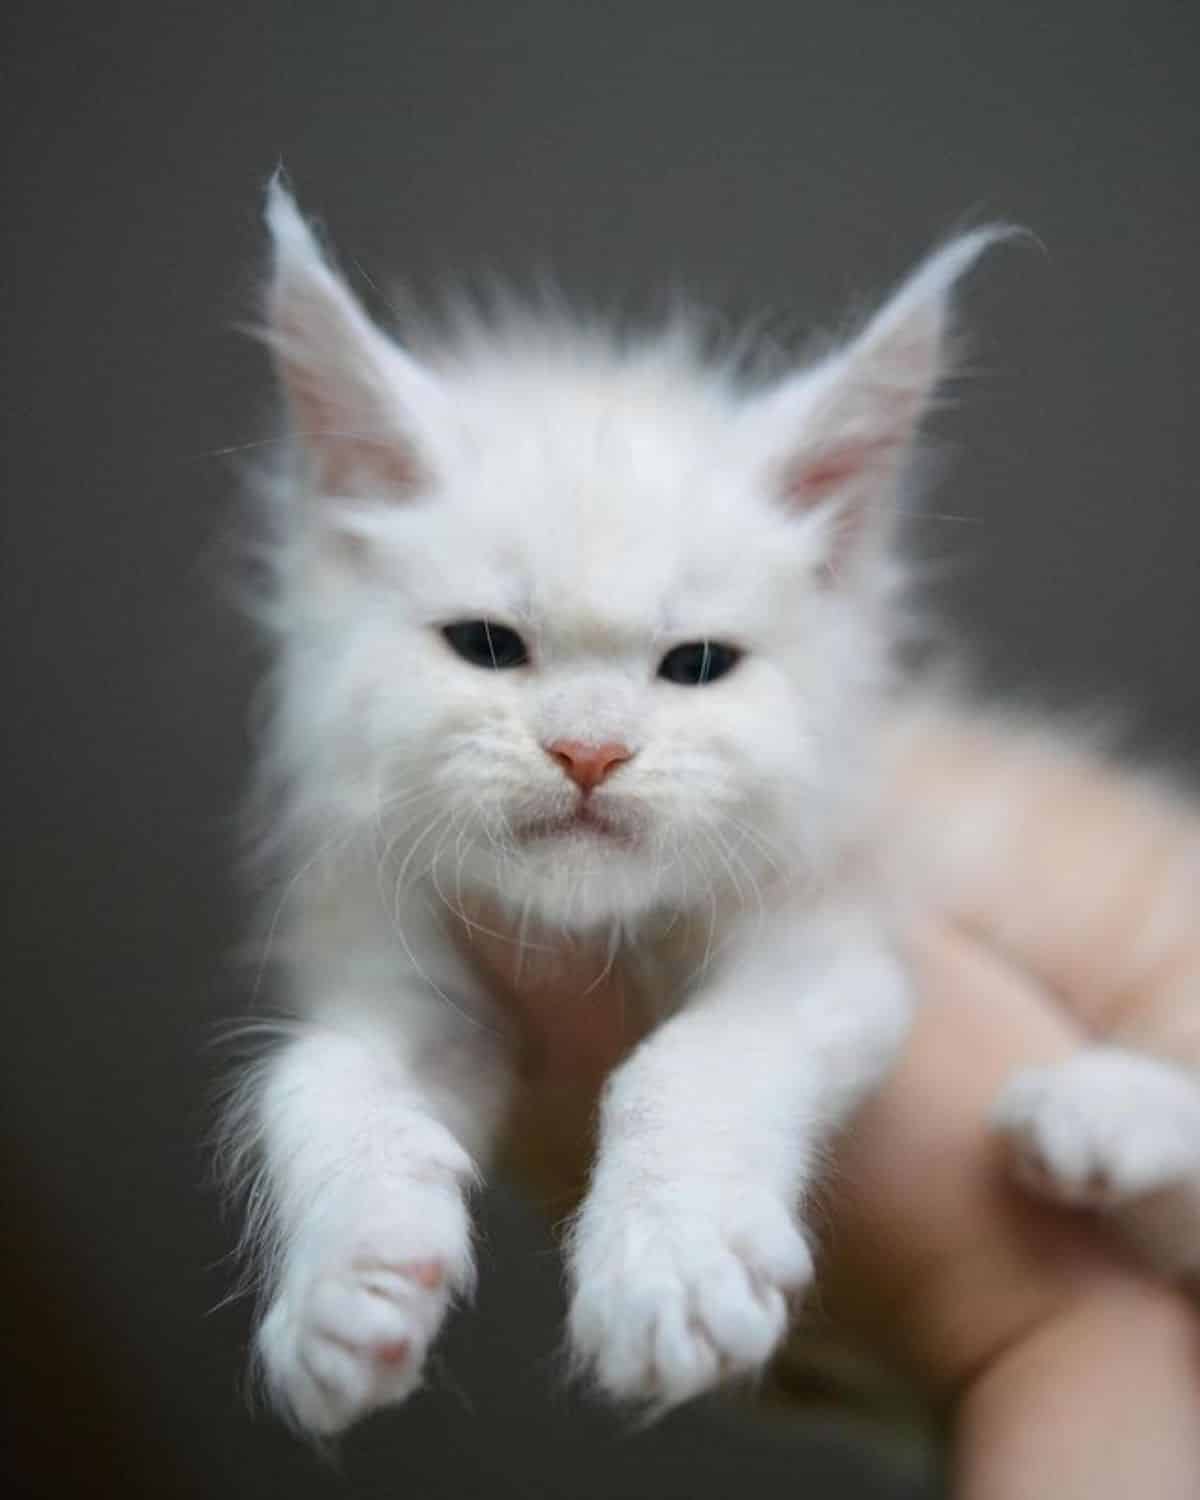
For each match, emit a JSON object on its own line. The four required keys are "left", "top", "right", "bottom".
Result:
{"left": 490, "top": 474, "right": 767, "bottom": 647}
{"left": 430, "top": 345, "right": 787, "bottom": 627}
{"left": 449, "top": 345, "right": 736, "bottom": 488}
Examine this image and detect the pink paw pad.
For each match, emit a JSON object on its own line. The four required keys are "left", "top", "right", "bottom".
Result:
{"left": 373, "top": 1339, "right": 411, "bottom": 1366}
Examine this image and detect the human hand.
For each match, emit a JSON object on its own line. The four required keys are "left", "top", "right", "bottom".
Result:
{"left": 497, "top": 915, "right": 1200, "bottom": 1498}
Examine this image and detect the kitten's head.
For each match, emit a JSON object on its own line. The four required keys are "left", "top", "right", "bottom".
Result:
{"left": 257, "top": 181, "right": 1001, "bottom": 929}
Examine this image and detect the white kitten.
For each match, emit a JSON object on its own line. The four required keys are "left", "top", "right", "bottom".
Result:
{"left": 220, "top": 182, "right": 1008, "bottom": 1435}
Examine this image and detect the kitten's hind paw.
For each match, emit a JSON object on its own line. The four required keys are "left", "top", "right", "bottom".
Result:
{"left": 993, "top": 1047, "right": 1200, "bottom": 1209}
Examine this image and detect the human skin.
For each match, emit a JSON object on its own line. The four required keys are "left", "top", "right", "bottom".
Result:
{"left": 497, "top": 917, "right": 1200, "bottom": 1499}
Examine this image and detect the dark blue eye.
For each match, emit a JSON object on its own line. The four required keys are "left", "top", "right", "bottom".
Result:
{"left": 441, "top": 621, "right": 529, "bottom": 670}
{"left": 657, "top": 641, "right": 741, "bottom": 686}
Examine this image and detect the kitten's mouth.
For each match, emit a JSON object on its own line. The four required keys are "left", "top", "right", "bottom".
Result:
{"left": 515, "top": 803, "right": 636, "bottom": 847}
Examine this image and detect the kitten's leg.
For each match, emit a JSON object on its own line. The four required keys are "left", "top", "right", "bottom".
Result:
{"left": 567, "top": 909, "right": 910, "bottom": 1408}
{"left": 232, "top": 987, "right": 509, "bottom": 1435}
{"left": 994, "top": 1046, "right": 1200, "bottom": 1273}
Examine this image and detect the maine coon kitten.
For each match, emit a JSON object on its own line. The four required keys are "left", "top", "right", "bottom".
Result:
{"left": 222, "top": 183, "right": 1200, "bottom": 1436}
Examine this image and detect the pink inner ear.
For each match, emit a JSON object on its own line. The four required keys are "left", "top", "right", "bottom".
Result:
{"left": 283, "top": 360, "right": 420, "bottom": 496}
{"left": 780, "top": 436, "right": 896, "bottom": 509}
{"left": 323, "top": 435, "right": 421, "bottom": 495}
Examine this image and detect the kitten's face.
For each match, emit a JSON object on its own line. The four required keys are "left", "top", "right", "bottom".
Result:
{"left": 319, "top": 372, "right": 860, "bottom": 927}
{"left": 262, "top": 186, "right": 995, "bottom": 928}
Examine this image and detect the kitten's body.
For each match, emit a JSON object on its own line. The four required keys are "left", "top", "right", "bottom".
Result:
{"left": 223, "top": 187, "right": 1200, "bottom": 1436}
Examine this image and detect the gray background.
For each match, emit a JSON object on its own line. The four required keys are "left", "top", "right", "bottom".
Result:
{"left": 4, "top": 3, "right": 1197, "bottom": 1496}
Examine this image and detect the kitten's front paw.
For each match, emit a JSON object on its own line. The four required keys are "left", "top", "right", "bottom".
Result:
{"left": 994, "top": 1048, "right": 1200, "bottom": 1208}
{"left": 257, "top": 1183, "right": 473, "bottom": 1435}
{"left": 567, "top": 1184, "right": 812, "bottom": 1409}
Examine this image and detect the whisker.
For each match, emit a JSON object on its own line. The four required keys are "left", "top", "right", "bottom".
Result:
{"left": 428, "top": 808, "right": 467, "bottom": 923}
{"left": 720, "top": 813, "right": 787, "bottom": 873}
{"left": 702, "top": 821, "right": 745, "bottom": 911}
{"left": 184, "top": 429, "right": 414, "bottom": 463}
{"left": 704, "top": 819, "right": 768, "bottom": 941}
{"left": 581, "top": 921, "right": 623, "bottom": 998}
{"left": 392, "top": 809, "right": 452, "bottom": 908}
{"left": 249, "top": 825, "right": 353, "bottom": 1006}
{"left": 384, "top": 808, "right": 494, "bottom": 1034}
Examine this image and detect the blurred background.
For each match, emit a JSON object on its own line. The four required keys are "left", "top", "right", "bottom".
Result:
{"left": 4, "top": 3, "right": 1197, "bottom": 1495}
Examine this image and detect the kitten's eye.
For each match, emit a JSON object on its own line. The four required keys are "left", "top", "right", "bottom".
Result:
{"left": 441, "top": 620, "right": 529, "bottom": 670}
{"left": 657, "top": 641, "right": 741, "bottom": 686}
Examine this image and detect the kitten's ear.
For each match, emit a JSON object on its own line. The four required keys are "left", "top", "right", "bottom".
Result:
{"left": 263, "top": 178, "right": 441, "bottom": 497}
{"left": 747, "top": 228, "right": 1012, "bottom": 577}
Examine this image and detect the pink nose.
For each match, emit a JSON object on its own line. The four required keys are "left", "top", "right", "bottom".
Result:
{"left": 546, "top": 739, "right": 632, "bottom": 794}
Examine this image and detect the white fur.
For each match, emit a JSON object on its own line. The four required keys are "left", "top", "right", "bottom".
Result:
{"left": 567, "top": 912, "right": 908, "bottom": 1405}
{"left": 222, "top": 181, "right": 1004, "bottom": 1433}
{"left": 996, "top": 1048, "right": 1200, "bottom": 1206}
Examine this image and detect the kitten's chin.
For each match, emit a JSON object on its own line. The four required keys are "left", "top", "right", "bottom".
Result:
{"left": 455, "top": 833, "right": 675, "bottom": 931}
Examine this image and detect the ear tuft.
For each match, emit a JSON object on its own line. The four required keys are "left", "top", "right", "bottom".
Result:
{"left": 749, "top": 225, "right": 1020, "bottom": 577}
{"left": 262, "top": 179, "right": 437, "bottom": 499}
{"left": 263, "top": 169, "right": 317, "bottom": 259}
